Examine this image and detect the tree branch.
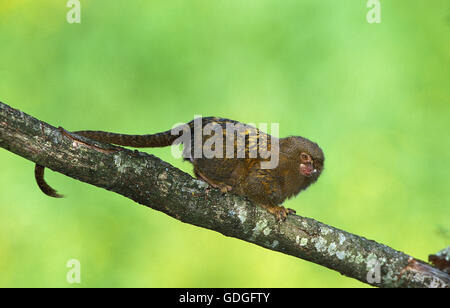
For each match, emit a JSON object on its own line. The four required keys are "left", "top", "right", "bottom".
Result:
{"left": 0, "top": 101, "right": 448, "bottom": 288}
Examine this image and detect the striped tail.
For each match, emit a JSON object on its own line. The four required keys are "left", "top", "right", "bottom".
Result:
{"left": 35, "top": 126, "right": 187, "bottom": 198}
{"left": 72, "top": 129, "right": 181, "bottom": 148}
{"left": 35, "top": 164, "right": 63, "bottom": 198}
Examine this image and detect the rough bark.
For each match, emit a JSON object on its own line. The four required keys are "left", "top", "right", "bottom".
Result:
{"left": 429, "top": 246, "right": 450, "bottom": 274}
{"left": 0, "top": 101, "right": 448, "bottom": 288}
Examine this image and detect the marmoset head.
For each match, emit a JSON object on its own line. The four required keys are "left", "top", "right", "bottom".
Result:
{"left": 281, "top": 136, "right": 324, "bottom": 178}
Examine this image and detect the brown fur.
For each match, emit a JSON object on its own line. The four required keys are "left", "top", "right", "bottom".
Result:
{"left": 35, "top": 117, "right": 324, "bottom": 221}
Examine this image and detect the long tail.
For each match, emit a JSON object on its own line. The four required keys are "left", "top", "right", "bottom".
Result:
{"left": 35, "top": 127, "right": 186, "bottom": 198}
{"left": 35, "top": 164, "right": 64, "bottom": 198}
{"left": 71, "top": 129, "right": 180, "bottom": 148}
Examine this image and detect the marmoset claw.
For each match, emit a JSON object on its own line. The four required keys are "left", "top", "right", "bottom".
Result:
{"left": 262, "top": 205, "right": 296, "bottom": 221}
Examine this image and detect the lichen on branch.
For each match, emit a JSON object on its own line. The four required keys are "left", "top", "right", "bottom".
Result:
{"left": 0, "top": 101, "right": 448, "bottom": 288}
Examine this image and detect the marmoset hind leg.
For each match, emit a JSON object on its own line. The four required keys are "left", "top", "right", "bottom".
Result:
{"left": 194, "top": 166, "right": 232, "bottom": 194}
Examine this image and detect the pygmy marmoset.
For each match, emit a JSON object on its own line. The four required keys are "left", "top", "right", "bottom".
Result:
{"left": 35, "top": 117, "right": 324, "bottom": 221}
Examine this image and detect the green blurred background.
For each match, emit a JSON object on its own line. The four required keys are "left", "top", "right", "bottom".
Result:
{"left": 0, "top": 0, "right": 448, "bottom": 287}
